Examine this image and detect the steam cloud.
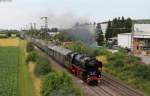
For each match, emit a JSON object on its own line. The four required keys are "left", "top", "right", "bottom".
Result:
{"left": 38, "top": 11, "right": 89, "bottom": 29}
{"left": 37, "top": 11, "right": 96, "bottom": 45}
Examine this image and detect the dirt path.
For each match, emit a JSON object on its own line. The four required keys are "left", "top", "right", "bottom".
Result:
{"left": 136, "top": 55, "right": 150, "bottom": 64}
{"left": 28, "top": 63, "right": 41, "bottom": 96}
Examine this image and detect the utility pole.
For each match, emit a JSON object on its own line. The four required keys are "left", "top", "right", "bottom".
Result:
{"left": 29, "top": 23, "right": 33, "bottom": 40}
{"left": 30, "top": 22, "right": 37, "bottom": 38}
{"left": 32, "top": 22, "right": 37, "bottom": 38}
{"left": 131, "top": 23, "right": 135, "bottom": 54}
{"left": 40, "top": 26, "right": 44, "bottom": 39}
{"left": 41, "top": 17, "right": 48, "bottom": 46}
{"left": 33, "top": 23, "right": 36, "bottom": 30}
{"left": 30, "top": 23, "right": 33, "bottom": 30}
{"left": 41, "top": 17, "right": 48, "bottom": 30}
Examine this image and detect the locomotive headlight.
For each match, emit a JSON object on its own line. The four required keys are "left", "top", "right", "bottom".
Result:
{"left": 99, "top": 75, "right": 101, "bottom": 77}
{"left": 98, "top": 68, "right": 102, "bottom": 71}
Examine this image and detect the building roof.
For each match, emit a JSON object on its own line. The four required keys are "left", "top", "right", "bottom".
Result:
{"left": 134, "top": 32, "right": 150, "bottom": 38}
{"left": 134, "top": 24, "right": 150, "bottom": 32}
{"left": 48, "top": 45, "right": 72, "bottom": 55}
{"left": 108, "top": 37, "right": 117, "bottom": 40}
{"left": 48, "top": 32, "right": 59, "bottom": 35}
{"left": 118, "top": 33, "right": 131, "bottom": 35}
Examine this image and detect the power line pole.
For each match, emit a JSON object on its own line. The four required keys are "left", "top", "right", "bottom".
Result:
{"left": 41, "top": 17, "right": 48, "bottom": 46}
{"left": 41, "top": 17, "right": 48, "bottom": 30}
{"left": 29, "top": 23, "right": 33, "bottom": 41}
{"left": 29, "top": 23, "right": 32, "bottom": 32}
{"left": 30, "top": 22, "right": 37, "bottom": 38}
{"left": 131, "top": 23, "right": 135, "bottom": 54}
{"left": 33, "top": 23, "right": 36, "bottom": 30}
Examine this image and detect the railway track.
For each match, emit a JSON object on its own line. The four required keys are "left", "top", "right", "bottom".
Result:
{"left": 102, "top": 73, "right": 144, "bottom": 96}
{"left": 79, "top": 81, "right": 116, "bottom": 96}
{"left": 83, "top": 73, "right": 144, "bottom": 96}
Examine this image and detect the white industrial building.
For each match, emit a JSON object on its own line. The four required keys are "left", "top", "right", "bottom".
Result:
{"left": 117, "top": 24, "right": 150, "bottom": 55}
{"left": 118, "top": 32, "right": 150, "bottom": 48}
{"left": 48, "top": 32, "right": 60, "bottom": 37}
{"left": 118, "top": 33, "right": 131, "bottom": 48}
{"left": 118, "top": 24, "right": 150, "bottom": 49}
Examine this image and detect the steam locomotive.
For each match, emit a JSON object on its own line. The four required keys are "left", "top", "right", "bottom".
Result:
{"left": 31, "top": 38, "right": 102, "bottom": 85}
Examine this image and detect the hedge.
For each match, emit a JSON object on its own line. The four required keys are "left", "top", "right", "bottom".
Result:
{"left": 41, "top": 71, "right": 82, "bottom": 96}
{"left": 34, "top": 56, "right": 52, "bottom": 77}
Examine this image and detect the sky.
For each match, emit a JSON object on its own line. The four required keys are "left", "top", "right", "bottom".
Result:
{"left": 0, "top": 0, "right": 150, "bottom": 29}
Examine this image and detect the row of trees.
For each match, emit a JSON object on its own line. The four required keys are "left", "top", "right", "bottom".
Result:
{"left": 105, "top": 17, "right": 132, "bottom": 40}
{"left": 0, "top": 30, "right": 20, "bottom": 38}
{"left": 95, "top": 17, "right": 132, "bottom": 46}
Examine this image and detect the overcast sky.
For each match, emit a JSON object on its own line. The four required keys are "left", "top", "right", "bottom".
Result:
{"left": 0, "top": 0, "right": 150, "bottom": 29}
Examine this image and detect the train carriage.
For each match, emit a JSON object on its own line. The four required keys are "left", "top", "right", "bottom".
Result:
{"left": 48, "top": 45, "right": 72, "bottom": 65}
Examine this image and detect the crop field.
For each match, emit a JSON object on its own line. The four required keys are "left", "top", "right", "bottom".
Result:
{"left": 0, "top": 38, "right": 19, "bottom": 46}
{"left": 0, "top": 47, "right": 19, "bottom": 96}
{"left": 0, "top": 38, "right": 35, "bottom": 96}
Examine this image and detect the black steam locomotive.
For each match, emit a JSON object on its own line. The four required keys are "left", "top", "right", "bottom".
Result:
{"left": 31, "top": 38, "right": 102, "bottom": 85}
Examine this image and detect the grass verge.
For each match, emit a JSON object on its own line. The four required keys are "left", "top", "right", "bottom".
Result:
{"left": 18, "top": 39, "right": 35, "bottom": 96}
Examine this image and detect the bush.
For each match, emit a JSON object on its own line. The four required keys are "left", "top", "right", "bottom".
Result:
{"left": 16, "top": 33, "right": 20, "bottom": 37}
{"left": 26, "top": 42, "right": 34, "bottom": 52}
{"left": 126, "top": 55, "right": 141, "bottom": 64}
{"left": 118, "top": 48, "right": 128, "bottom": 53}
{"left": 133, "top": 64, "right": 150, "bottom": 81}
{"left": 107, "top": 52, "right": 126, "bottom": 61}
{"left": 92, "top": 47, "right": 111, "bottom": 56}
{"left": 26, "top": 51, "right": 38, "bottom": 63}
{"left": 67, "top": 41, "right": 110, "bottom": 57}
{"left": 34, "top": 56, "right": 52, "bottom": 77}
{"left": 113, "top": 59, "right": 125, "bottom": 68}
{"left": 41, "top": 71, "right": 82, "bottom": 96}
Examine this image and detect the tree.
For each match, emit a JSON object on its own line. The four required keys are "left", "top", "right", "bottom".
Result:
{"left": 55, "top": 32, "right": 73, "bottom": 42}
{"left": 26, "top": 42, "right": 34, "bottom": 52}
{"left": 6, "top": 32, "right": 11, "bottom": 37}
{"left": 105, "top": 20, "right": 112, "bottom": 40}
{"left": 96, "top": 23, "right": 104, "bottom": 46}
{"left": 50, "top": 28, "right": 58, "bottom": 32}
{"left": 125, "top": 18, "right": 132, "bottom": 32}
{"left": 26, "top": 51, "right": 38, "bottom": 63}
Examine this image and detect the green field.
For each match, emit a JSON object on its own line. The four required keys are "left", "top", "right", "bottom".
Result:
{"left": 0, "top": 39, "right": 35, "bottom": 96}
{"left": 0, "top": 47, "right": 19, "bottom": 96}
